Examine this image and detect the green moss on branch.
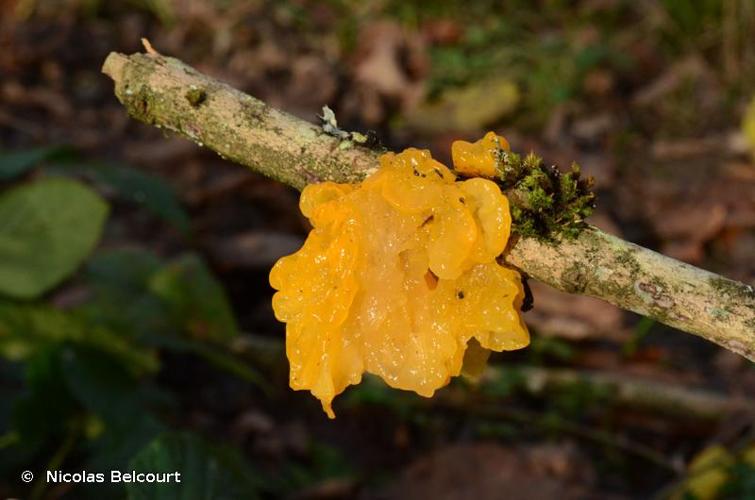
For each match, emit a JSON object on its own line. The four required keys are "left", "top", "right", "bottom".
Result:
{"left": 496, "top": 149, "right": 596, "bottom": 241}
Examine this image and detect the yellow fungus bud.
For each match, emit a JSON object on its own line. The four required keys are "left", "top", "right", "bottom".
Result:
{"left": 270, "top": 134, "right": 528, "bottom": 418}
{"left": 451, "top": 131, "right": 510, "bottom": 178}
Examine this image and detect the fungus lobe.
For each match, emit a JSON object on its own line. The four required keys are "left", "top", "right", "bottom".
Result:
{"left": 270, "top": 133, "right": 529, "bottom": 417}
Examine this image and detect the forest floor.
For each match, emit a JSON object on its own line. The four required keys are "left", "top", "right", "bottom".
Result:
{"left": 1, "top": 1, "right": 754, "bottom": 499}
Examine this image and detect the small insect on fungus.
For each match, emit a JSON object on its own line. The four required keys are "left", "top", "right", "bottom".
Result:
{"left": 270, "top": 132, "right": 529, "bottom": 418}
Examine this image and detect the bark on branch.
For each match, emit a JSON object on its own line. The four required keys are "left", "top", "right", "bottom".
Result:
{"left": 102, "top": 51, "right": 755, "bottom": 361}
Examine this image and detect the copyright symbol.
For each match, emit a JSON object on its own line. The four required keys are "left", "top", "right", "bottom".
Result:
{"left": 21, "top": 470, "right": 33, "bottom": 482}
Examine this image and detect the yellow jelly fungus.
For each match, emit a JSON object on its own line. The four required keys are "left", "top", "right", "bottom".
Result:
{"left": 270, "top": 138, "right": 529, "bottom": 418}
{"left": 451, "top": 131, "right": 510, "bottom": 178}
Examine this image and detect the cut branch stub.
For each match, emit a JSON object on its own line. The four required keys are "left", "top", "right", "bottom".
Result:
{"left": 102, "top": 52, "right": 379, "bottom": 190}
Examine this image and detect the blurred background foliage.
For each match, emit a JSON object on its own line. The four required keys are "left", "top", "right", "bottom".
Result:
{"left": 1, "top": 0, "right": 754, "bottom": 499}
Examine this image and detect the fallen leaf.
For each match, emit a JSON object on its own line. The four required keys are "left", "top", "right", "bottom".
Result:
{"left": 386, "top": 442, "right": 593, "bottom": 500}
{"left": 349, "top": 21, "right": 428, "bottom": 124}
{"left": 404, "top": 76, "right": 519, "bottom": 135}
{"left": 526, "top": 281, "right": 625, "bottom": 341}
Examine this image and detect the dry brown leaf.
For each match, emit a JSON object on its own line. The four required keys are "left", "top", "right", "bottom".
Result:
{"left": 653, "top": 204, "right": 727, "bottom": 242}
{"left": 421, "top": 19, "right": 463, "bottom": 45}
{"left": 385, "top": 442, "right": 594, "bottom": 500}
{"left": 527, "top": 281, "right": 625, "bottom": 341}
{"left": 348, "top": 20, "right": 427, "bottom": 124}
{"left": 285, "top": 55, "right": 338, "bottom": 115}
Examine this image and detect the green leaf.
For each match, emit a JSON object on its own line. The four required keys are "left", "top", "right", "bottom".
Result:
{"left": 62, "top": 346, "right": 159, "bottom": 425}
{"left": 0, "top": 146, "right": 74, "bottom": 181}
{"left": 0, "top": 178, "right": 108, "bottom": 299}
{"left": 82, "top": 250, "right": 264, "bottom": 388}
{"left": 12, "top": 345, "right": 78, "bottom": 444}
{"left": 86, "top": 248, "right": 163, "bottom": 291}
{"left": 0, "top": 362, "right": 23, "bottom": 433}
{"left": 80, "top": 248, "right": 172, "bottom": 338}
{"left": 60, "top": 162, "right": 190, "bottom": 234}
{"left": 61, "top": 347, "right": 165, "bottom": 470}
{"left": 277, "top": 443, "right": 353, "bottom": 494}
{"left": 128, "top": 432, "right": 262, "bottom": 500}
{"left": 0, "top": 299, "right": 158, "bottom": 374}
{"left": 148, "top": 334, "right": 268, "bottom": 391}
{"left": 149, "top": 255, "right": 238, "bottom": 342}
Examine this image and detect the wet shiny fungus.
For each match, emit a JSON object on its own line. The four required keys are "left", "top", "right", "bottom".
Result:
{"left": 270, "top": 134, "right": 529, "bottom": 417}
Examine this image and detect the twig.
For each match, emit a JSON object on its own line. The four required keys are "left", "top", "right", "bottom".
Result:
{"left": 232, "top": 333, "right": 753, "bottom": 422}
{"left": 101, "top": 51, "right": 755, "bottom": 361}
{"left": 488, "top": 366, "right": 755, "bottom": 422}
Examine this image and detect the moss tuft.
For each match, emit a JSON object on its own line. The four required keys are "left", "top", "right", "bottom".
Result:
{"left": 495, "top": 149, "right": 596, "bottom": 241}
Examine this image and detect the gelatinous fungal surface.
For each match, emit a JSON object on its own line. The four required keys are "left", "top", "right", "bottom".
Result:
{"left": 270, "top": 135, "right": 529, "bottom": 417}
{"left": 451, "top": 130, "right": 510, "bottom": 178}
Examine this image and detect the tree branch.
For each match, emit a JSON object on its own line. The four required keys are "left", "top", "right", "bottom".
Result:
{"left": 102, "top": 51, "right": 755, "bottom": 361}
{"left": 496, "top": 365, "right": 754, "bottom": 421}
{"left": 232, "top": 332, "right": 755, "bottom": 422}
